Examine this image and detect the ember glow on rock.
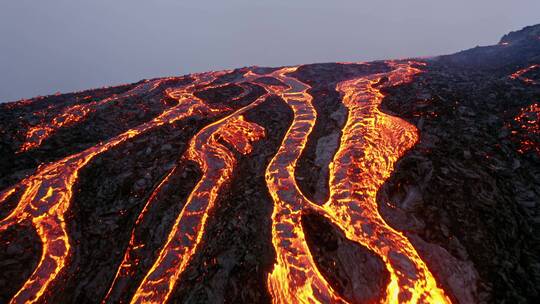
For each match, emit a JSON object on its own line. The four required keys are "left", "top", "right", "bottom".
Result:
{"left": 510, "top": 64, "right": 539, "bottom": 84}
{"left": 511, "top": 102, "right": 540, "bottom": 155}
{"left": 0, "top": 61, "right": 452, "bottom": 304}
{"left": 18, "top": 79, "right": 175, "bottom": 152}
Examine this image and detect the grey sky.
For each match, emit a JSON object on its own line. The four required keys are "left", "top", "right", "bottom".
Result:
{"left": 1, "top": 0, "right": 539, "bottom": 102}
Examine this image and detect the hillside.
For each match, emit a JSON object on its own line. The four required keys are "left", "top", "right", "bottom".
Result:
{"left": 0, "top": 25, "right": 539, "bottom": 304}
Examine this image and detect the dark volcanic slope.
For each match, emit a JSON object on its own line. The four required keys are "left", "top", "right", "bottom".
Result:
{"left": 0, "top": 25, "right": 539, "bottom": 304}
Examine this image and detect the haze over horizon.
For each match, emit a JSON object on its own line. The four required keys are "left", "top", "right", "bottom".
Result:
{"left": 1, "top": 0, "right": 539, "bottom": 102}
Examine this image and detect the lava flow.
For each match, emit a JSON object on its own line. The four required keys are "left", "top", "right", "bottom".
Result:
{"left": 104, "top": 69, "right": 277, "bottom": 304}
{"left": 324, "top": 62, "right": 449, "bottom": 303}
{"left": 264, "top": 66, "right": 346, "bottom": 303}
{"left": 510, "top": 102, "right": 540, "bottom": 155}
{"left": 0, "top": 70, "right": 235, "bottom": 304}
{"left": 3, "top": 23, "right": 540, "bottom": 303}
{"left": 510, "top": 64, "right": 539, "bottom": 84}
{"left": 1, "top": 62, "right": 451, "bottom": 304}
{"left": 18, "top": 79, "right": 170, "bottom": 152}
{"left": 263, "top": 62, "right": 450, "bottom": 304}
{"left": 129, "top": 111, "right": 266, "bottom": 304}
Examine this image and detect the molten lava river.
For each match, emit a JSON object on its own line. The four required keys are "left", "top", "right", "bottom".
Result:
{"left": 0, "top": 61, "right": 453, "bottom": 303}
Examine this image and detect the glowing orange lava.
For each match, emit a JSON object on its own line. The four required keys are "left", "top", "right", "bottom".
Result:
{"left": 18, "top": 78, "right": 173, "bottom": 152}
{"left": 263, "top": 62, "right": 450, "bottom": 304}
{"left": 104, "top": 70, "right": 276, "bottom": 303}
{"left": 264, "top": 66, "right": 346, "bottom": 303}
{"left": 2, "top": 62, "right": 453, "bottom": 304}
{"left": 511, "top": 102, "right": 539, "bottom": 155}
{"left": 0, "top": 71, "right": 230, "bottom": 304}
{"left": 129, "top": 113, "right": 265, "bottom": 304}
{"left": 324, "top": 62, "right": 449, "bottom": 303}
{"left": 510, "top": 64, "right": 539, "bottom": 84}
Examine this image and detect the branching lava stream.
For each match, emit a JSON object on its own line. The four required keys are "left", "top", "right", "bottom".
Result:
{"left": 1, "top": 62, "right": 452, "bottom": 304}
{"left": 0, "top": 71, "right": 232, "bottom": 303}
{"left": 509, "top": 64, "right": 539, "bottom": 84}
{"left": 324, "top": 62, "right": 449, "bottom": 303}
{"left": 264, "top": 62, "right": 449, "bottom": 303}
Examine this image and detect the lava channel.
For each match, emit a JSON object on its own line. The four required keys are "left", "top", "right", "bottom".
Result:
{"left": 264, "top": 61, "right": 451, "bottom": 304}
{"left": 18, "top": 78, "right": 175, "bottom": 153}
{"left": 0, "top": 70, "right": 232, "bottom": 304}
{"left": 129, "top": 101, "right": 267, "bottom": 304}
{"left": 1, "top": 62, "right": 454, "bottom": 304}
